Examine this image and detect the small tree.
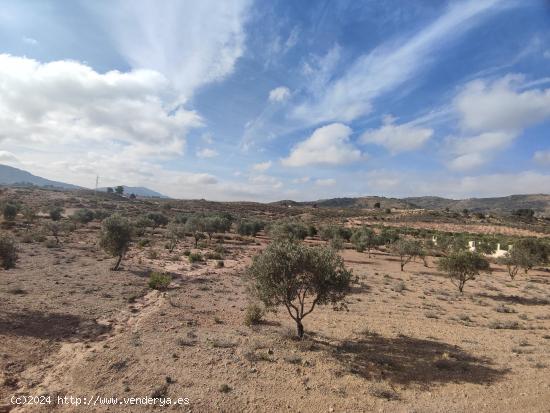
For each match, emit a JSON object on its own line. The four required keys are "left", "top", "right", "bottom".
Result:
{"left": 268, "top": 221, "right": 308, "bottom": 242}
{"left": 247, "top": 241, "right": 353, "bottom": 338}
{"left": 147, "top": 212, "right": 169, "bottom": 229}
{"left": 185, "top": 215, "right": 206, "bottom": 247}
{"left": 49, "top": 207, "right": 63, "bottom": 221}
{"left": 237, "top": 219, "right": 264, "bottom": 237}
{"left": 115, "top": 185, "right": 124, "bottom": 195}
{"left": 71, "top": 208, "right": 95, "bottom": 224}
{"left": 391, "top": 239, "right": 425, "bottom": 271}
{"left": 106, "top": 187, "right": 114, "bottom": 193}
{"left": 99, "top": 214, "right": 132, "bottom": 270}
{"left": 438, "top": 251, "right": 490, "bottom": 293}
{"left": 166, "top": 222, "right": 186, "bottom": 252}
{"left": 2, "top": 203, "right": 18, "bottom": 223}
{"left": 0, "top": 232, "right": 17, "bottom": 269}
{"left": 22, "top": 206, "right": 37, "bottom": 227}
{"left": 499, "top": 239, "right": 548, "bottom": 278}
{"left": 351, "top": 226, "right": 377, "bottom": 257}
{"left": 46, "top": 222, "right": 61, "bottom": 243}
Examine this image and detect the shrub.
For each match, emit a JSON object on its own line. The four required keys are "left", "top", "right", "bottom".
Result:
{"left": 45, "top": 221, "right": 61, "bottom": 243}
{"left": 147, "top": 212, "right": 169, "bottom": 229}
{"left": 247, "top": 241, "right": 353, "bottom": 338}
{"left": 319, "top": 225, "right": 352, "bottom": 242}
{"left": 0, "top": 232, "right": 17, "bottom": 269}
{"left": 216, "top": 260, "right": 224, "bottom": 268}
{"left": 378, "top": 228, "right": 399, "bottom": 245}
{"left": 134, "top": 216, "right": 154, "bottom": 236}
{"left": 2, "top": 203, "right": 18, "bottom": 222}
{"left": 166, "top": 223, "right": 186, "bottom": 252}
{"left": 185, "top": 216, "right": 206, "bottom": 247}
{"left": 390, "top": 239, "right": 425, "bottom": 271}
{"left": 188, "top": 252, "right": 203, "bottom": 263}
{"left": 99, "top": 214, "right": 132, "bottom": 270}
{"left": 438, "top": 251, "right": 490, "bottom": 293}
{"left": 268, "top": 221, "right": 308, "bottom": 241}
{"left": 72, "top": 208, "right": 94, "bottom": 224}
{"left": 244, "top": 303, "right": 264, "bottom": 326}
{"left": 148, "top": 272, "right": 171, "bottom": 290}
{"left": 237, "top": 219, "right": 264, "bottom": 237}
{"left": 49, "top": 207, "right": 63, "bottom": 221}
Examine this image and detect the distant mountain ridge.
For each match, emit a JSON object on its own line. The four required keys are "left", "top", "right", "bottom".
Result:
{"left": 0, "top": 164, "right": 82, "bottom": 190}
{"left": 273, "top": 194, "right": 550, "bottom": 215}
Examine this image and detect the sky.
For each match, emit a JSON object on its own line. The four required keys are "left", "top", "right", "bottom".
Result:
{"left": 0, "top": 0, "right": 549, "bottom": 201}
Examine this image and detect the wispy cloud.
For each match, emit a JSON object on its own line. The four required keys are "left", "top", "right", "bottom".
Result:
{"left": 292, "top": 0, "right": 510, "bottom": 125}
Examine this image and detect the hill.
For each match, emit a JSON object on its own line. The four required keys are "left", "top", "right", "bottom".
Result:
{"left": 0, "top": 164, "right": 82, "bottom": 190}
{"left": 97, "top": 185, "right": 168, "bottom": 198}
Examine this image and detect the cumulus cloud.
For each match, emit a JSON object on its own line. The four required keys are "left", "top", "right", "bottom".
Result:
{"left": 268, "top": 86, "right": 291, "bottom": 102}
{"left": 248, "top": 174, "right": 282, "bottom": 189}
{"left": 196, "top": 148, "right": 219, "bottom": 158}
{"left": 292, "top": 0, "right": 509, "bottom": 124}
{"left": 252, "top": 161, "right": 272, "bottom": 172}
{"left": 93, "top": 0, "right": 251, "bottom": 98}
{"left": 281, "top": 123, "right": 362, "bottom": 167}
{"left": 0, "top": 54, "right": 201, "bottom": 151}
{"left": 534, "top": 150, "right": 550, "bottom": 165}
{"left": 360, "top": 115, "right": 433, "bottom": 153}
{"left": 446, "top": 75, "right": 550, "bottom": 170}
{"left": 292, "top": 176, "right": 310, "bottom": 184}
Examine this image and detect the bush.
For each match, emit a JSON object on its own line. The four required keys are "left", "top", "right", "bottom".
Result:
{"left": 268, "top": 221, "right": 308, "bottom": 241}
{"left": 166, "top": 223, "right": 186, "bottom": 252}
{"left": 147, "top": 212, "right": 169, "bottom": 228}
{"left": 0, "top": 232, "right": 17, "bottom": 269}
{"left": 351, "top": 226, "right": 377, "bottom": 256}
{"left": 319, "top": 225, "right": 352, "bottom": 242}
{"left": 216, "top": 260, "right": 224, "bottom": 268}
{"left": 188, "top": 252, "right": 203, "bottom": 263}
{"left": 438, "top": 251, "right": 490, "bottom": 293}
{"left": 247, "top": 241, "right": 353, "bottom": 338}
{"left": 72, "top": 208, "right": 95, "bottom": 224}
{"left": 49, "top": 207, "right": 63, "bottom": 221}
{"left": 244, "top": 303, "right": 264, "bottom": 326}
{"left": 2, "top": 203, "right": 18, "bottom": 222}
{"left": 237, "top": 219, "right": 264, "bottom": 237}
{"left": 99, "top": 214, "right": 132, "bottom": 270}
{"left": 148, "top": 272, "right": 171, "bottom": 290}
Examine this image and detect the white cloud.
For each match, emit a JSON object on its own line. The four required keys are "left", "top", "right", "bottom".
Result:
{"left": 534, "top": 150, "right": 550, "bottom": 165}
{"left": 292, "top": 0, "right": 509, "bottom": 124}
{"left": 176, "top": 173, "right": 218, "bottom": 186}
{"left": 252, "top": 161, "right": 272, "bottom": 172}
{"left": 281, "top": 123, "right": 362, "bottom": 167}
{"left": 360, "top": 115, "right": 433, "bottom": 153}
{"left": 196, "top": 148, "right": 219, "bottom": 158}
{"left": 268, "top": 86, "right": 291, "bottom": 102}
{"left": 315, "top": 178, "right": 336, "bottom": 187}
{"left": 0, "top": 151, "right": 18, "bottom": 163}
{"left": 455, "top": 75, "right": 550, "bottom": 133}
{"left": 93, "top": 0, "right": 252, "bottom": 98}
{"left": 0, "top": 54, "right": 201, "bottom": 150}
{"left": 446, "top": 75, "right": 550, "bottom": 170}
{"left": 248, "top": 174, "right": 282, "bottom": 189}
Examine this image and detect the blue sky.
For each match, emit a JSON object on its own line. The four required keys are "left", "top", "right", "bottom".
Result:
{"left": 0, "top": 0, "right": 549, "bottom": 201}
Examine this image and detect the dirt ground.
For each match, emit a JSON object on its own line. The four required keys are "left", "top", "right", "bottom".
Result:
{"left": 1, "top": 221, "right": 550, "bottom": 413}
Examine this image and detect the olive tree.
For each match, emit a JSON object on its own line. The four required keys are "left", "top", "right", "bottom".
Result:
{"left": 237, "top": 219, "right": 264, "bottom": 237}
{"left": 268, "top": 221, "right": 308, "bottom": 242}
{"left": 499, "top": 238, "right": 548, "bottom": 279}
{"left": 0, "top": 232, "right": 17, "bottom": 269}
{"left": 351, "top": 226, "right": 377, "bottom": 257}
{"left": 99, "top": 214, "right": 132, "bottom": 270}
{"left": 2, "top": 203, "right": 18, "bottom": 223}
{"left": 438, "top": 251, "right": 490, "bottom": 293}
{"left": 49, "top": 207, "right": 63, "bottom": 221}
{"left": 247, "top": 241, "right": 353, "bottom": 338}
{"left": 390, "top": 239, "right": 425, "bottom": 271}
{"left": 166, "top": 222, "right": 186, "bottom": 252}
{"left": 185, "top": 215, "right": 206, "bottom": 247}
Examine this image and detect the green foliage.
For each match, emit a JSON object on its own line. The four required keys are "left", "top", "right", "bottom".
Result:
{"left": 22, "top": 206, "right": 37, "bottom": 224}
{"left": 2, "top": 202, "right": 18, "bottom": 222}
{"left": 134, "top": 215, "right": 154, "bottom": 236}
{"left": 115, "top": 185, "right": 124, "bottom": 195}
{"left": 319, "top": 225, "right": 352, "bottom": 242}
{"left": 268, "top": 221, "right": 308, "bottom": 241}
{"left": 93, "top": 209, "right": 109, "bottom": 221}
{"left": 512, "top": 209, "right": 535, "bottom": 220}
{"left": 148, "top": 272, "right": 171, "bottom": 290}
{"left": 351, "top": 226, "right": 377, "bottom": 256}
{"left": 377, "top": 227, "right": 399, "bottom": 245}
{"left": 390, "top": 239, "right": 426, "bottom": 271}
{"left": 438, "top": 251, "right": 490, "bottom": 293}
{"left": 0, "top": 232, "right": 17, "bottom": 269}
{"left": 49, "top": 207, "right": 63, "bottom": 221}
{"left": 499, "top": 238, "right": 548, "bottom": 279}
{"left": 99, "top": 214, "right": 132, "bottom": 270}
{"left": 71, "top": 208, "right": 95, "bottom": 224}
{"left": 247, "top": 240, "right": 353, "bottom": 338}
{"left": 307, "top": 224, "right": 318, "bottom": 237}
{"left": 237, "top": 219, "right": 265, "bottom": 236}
{"left": 166, "top": 222, "right": 186, "bottom": 252}
{"left": 146, "top": 212, "right": 169, "bottom": 228}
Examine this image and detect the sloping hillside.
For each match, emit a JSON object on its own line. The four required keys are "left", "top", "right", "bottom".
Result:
{"left": 0, "top": 164, "right": 82, "bottom": 190}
